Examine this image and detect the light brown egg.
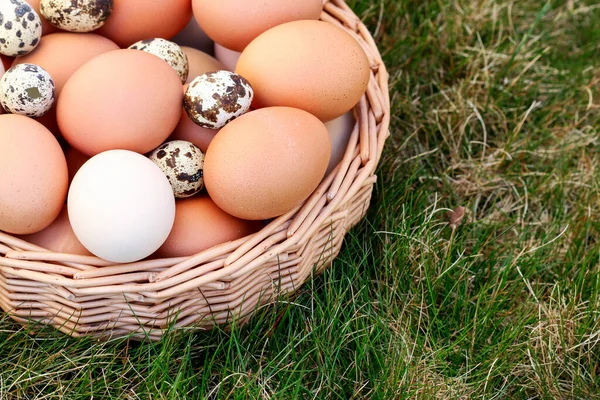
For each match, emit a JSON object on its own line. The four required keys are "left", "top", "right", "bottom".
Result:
{"left": 57, "top": 49, "right": 182, "bottom": 156}
{"left": 204, "top": 107, "right": 331, "bottom": 220}
{"left": 192, "top": 0, "right": 323, "bottom": 52}
{"left": 0, "top": 114, "right": 68, "bottom": 234}
{"left": 97, "top": 0, "right": 192, "bottom": 48}
{"left": 13, "top": 32, "right": 120, "bottom": 96}
{"left": 236, "top": 20, "right": 370, "bottom": 122}
{"left": 12, "top": 33, "right": 119, "bottom": 138}
{"left": 24, "top": 0, "right": 59, "bottom": 36}
{"left": 155, "top": 196, "right": 262, "bottom": 257}
{"left": 20, "top": 206, "right": 91, "bottom": 255}
{"left": 156, "top": 196, "right": 261, "bottom": 258}
{"left": 181, "top": 46, "right": 224, "bottom": 83}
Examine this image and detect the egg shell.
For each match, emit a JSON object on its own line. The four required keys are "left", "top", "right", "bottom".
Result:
{"left": 171, "top": 16, "right": 213, "bottom": 54}
{"left": 184, "top": 70, "right": 253, "bottom": 129}
{"left": 13, "top": 32, "right": 119, "bottom": 96}
{"left": 0, "top": 114, "right": 68, "bottom": 234}
{"left": 204, "top": 107, "right": 331, "bottom": 220}
{"left": 181, "top": 46, "right": 224, "bottom": 83}
{"left": 68, "top": 149, "right": 176, "bottom": 263}
{"left": 0, "top": 0, "right": 42, "bottom": 57}
{"left": 192, "top": 0, "right": 323, "bottom": 52}
{"left": 19, "top": 206, "right": 92, "bottom": 255}
{"left": 155, "top": 196, "right": 262, "bottom": 258}
{"left": 96, "top": 0, "right": 191, "bottom": 47}
{"left": 0, "top": 63, "right": 55, "bottom": 117}
{"left": 40, "top": 0, "right": 112, "bottom": 33}
{"left": 57, "top": 49, "right": 182, "bottom": 156}
{"left": 236, "top": 20, "right": 370, "bottom": 122}
{"left": 129, "top": 38, "right": 189, "bottom": 84}
{"left": 148, "top": 140, "right": 205, "bottom": 198}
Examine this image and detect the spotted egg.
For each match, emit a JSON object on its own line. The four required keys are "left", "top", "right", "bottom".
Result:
{"left": 148, "top": 140, "right": 205, "bottom": 198}
{"left": 40, "top": 0, "right": 113, "bottom": 33}
{"left": 0, "top": 0, "right": 42, "bottom": 57}
{"left": 129, "top": 38, "right": 188, "bottom": 84}
{"left": 184, "top": 70, "right": 253, "bottom": 129}
{"left": 0, "top": 63, "right": 55, "bottom": 117}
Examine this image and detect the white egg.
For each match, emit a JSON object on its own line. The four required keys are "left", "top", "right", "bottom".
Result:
{"left": 129, "top": 38, "right": 189, "bottom": 84}
{"left": 0, "top": 63, "right": 55, "bottom": 117}
{"left": 0, "top": 0, "right": 42, "bottom": 56}
{"left": 214, "top": 43, "right": 241, "bottom": 72}
{"left": 184, "top": 70, "right": 253, "bottom": 129}
{"left": 39, "top": 0, "right": 113, "bottom": 32}
{"left": 68, "top": 150, "right": 176, "bottom": 263}
{"left": 148, "top": 140, "right": 205, "bottom": 198}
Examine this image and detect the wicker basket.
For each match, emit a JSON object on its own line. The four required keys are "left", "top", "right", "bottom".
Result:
{"left": 0, "top": 0, "right": 390, "bottom": 340}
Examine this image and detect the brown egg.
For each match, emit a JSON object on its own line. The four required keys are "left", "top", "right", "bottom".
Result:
{"left": 13, "top": 33, "right": 119, "bottom": 96}
{"left": 192, "top": 0, "right": 323, "bottom": 52}
{"left": 57, "top": 49, "right": 182, "bottom": 156}
{"left": 236, "top": 20, "right": 370, "bottom": 122}
{"left": 0, "top": 114, "right": 68, "bottom": 234}
{"left": 12, "top": 33, "right": 119, "bottom": 136}
{"left": 20, "top": 206, "right": 91, "bottom": 255}
{"left": 64, "top": 146, "right": 90, "bottom": 184}
{"left": 170, "top": 83, "right": 218, "bottom": 152}
{"left": 204, "top": 107, "right": 331, "bottom": 220}
{"left": 181, "top": 46, "right": 224, "bottom": 83}
{"left": 97, "top": 0, "right": 192, "bottom": 48}
{"left": 155, "top": 196, "right": 261, "bottom": 258}
{"left": 24, "top": 0, "right": 60, "bottom": 35}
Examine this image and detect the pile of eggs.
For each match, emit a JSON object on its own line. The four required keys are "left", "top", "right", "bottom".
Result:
{"left": 0, "top": 0, "right": 370, "bottom": 263}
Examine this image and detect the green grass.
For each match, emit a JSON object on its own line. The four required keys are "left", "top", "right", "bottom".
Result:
{"left": 2, "top": 0, "right": 600, "bottom": 398}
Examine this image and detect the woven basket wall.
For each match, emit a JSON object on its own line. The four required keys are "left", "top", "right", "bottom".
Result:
{"left": 0, "top": 0, "right": 390, "bottom": 340}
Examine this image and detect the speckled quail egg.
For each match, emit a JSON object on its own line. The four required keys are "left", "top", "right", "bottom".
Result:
{"left": 0, "top": 0, "right": 42, "bottom": 56}
{"left": 40, "top": 0, "right": 113, "bottom": 33}
{"left": 0, "top": 63, "right": 55, "bottom": 117}
{"left": 148, "top": 140, "right": 205, "bottom": 198}
{"left": 184, "top": 70, "right": 253, "bottom": 129}
{"left": 128, "top": 38, "right": 189, "bottom": 84}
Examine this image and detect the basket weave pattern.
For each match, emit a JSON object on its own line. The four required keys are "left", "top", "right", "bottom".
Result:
{"left": 0, "top": 0, "right": 390, "bottom": 340}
